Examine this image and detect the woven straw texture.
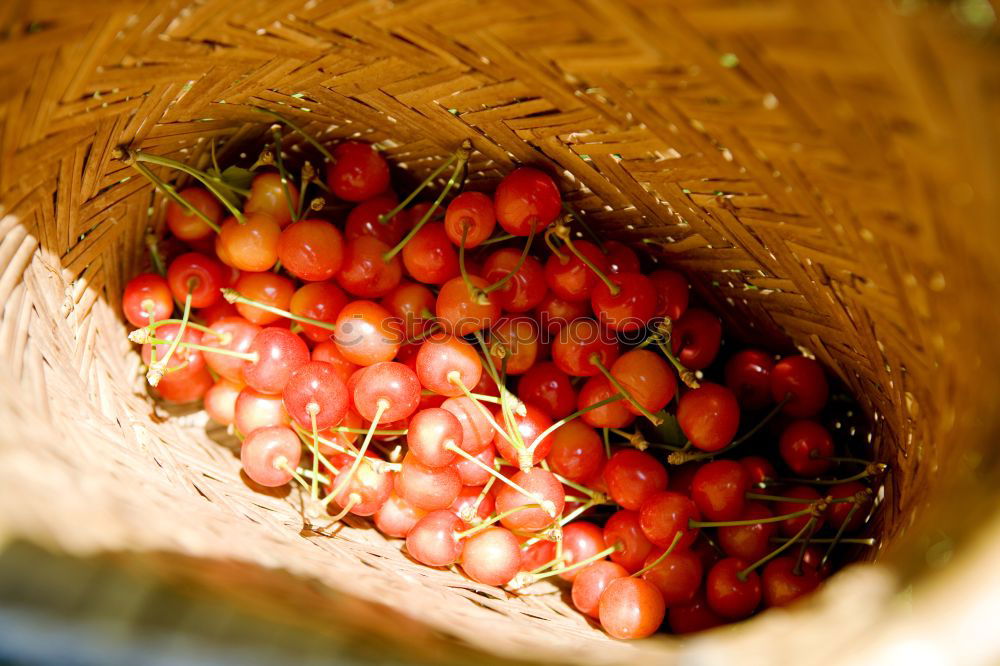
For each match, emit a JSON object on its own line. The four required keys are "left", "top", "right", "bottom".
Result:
{"left": 1, "top": 1, "right": 999, "bottom": 664}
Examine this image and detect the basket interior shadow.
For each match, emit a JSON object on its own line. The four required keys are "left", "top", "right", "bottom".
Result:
{"left": 0, "top": 1, "right": 999, "bottom": 664}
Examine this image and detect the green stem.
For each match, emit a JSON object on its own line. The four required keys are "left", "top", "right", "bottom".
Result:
{"left": 526, "top": 393, "right": 626, "bottom": 457}
{"left": 132, "top": 150, "right": 245, "bottom": 224}
{"left": 144, "top": 233, "right": 167, "bottom": 276}
{"left": 632, "top": 531, "right": 683, "bottom": 577}
{"left": 455, "top": 503, "right": 541, "bottom": 539}
{"left": 479, "top": 224, "right": 536, "bottom": 296}
{"left": 562, "top": 202, "right": 605, "bottom": 250}
{"left": 554, "top": 221, "right": 619, "bottom": 295}
{"left": 590, "top": 354, "right": 663, "bottom": 425}
{"left": 479, "top": 232, "right": 516, "bottom": 246}
{"left": 271, "top": 127, "right": 300, "bottom": 223}
{"left": 146, "top": 291, "right": 192, "bottom": 386}
{"left": 821, "top": 504, "right": 860, "bottom": 568}
{"left": 252, "top": 106, "right": 335, "bottom": 162}
{"left": 738, "top": 518, "right": 817, "bottom": 582}
{"left": 144, "top": 337, "right": 257, "bottom": 361}
{"left": 378, "top": 154, "right": 458, "bottom": 224}
{"left": 322, "top": 401, "right": 387, "bottom": 509}
{"left": 531, "top": 544, "right": 619, "bottom": 582}
{"left": 129, "top": 162, "right": 221, "bottom": 233}
{"left": 691, "top": 507, "right": 813, "bottom": 528}
{"left": 222, "top": 288, "right": 336, "bottom": 331}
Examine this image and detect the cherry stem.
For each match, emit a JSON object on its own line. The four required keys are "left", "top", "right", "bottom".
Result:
{"left": 821, "top": 504, "right": 861, "bottom": 568}
{"left": 295, "top": 427, "right": 344, "bottom": 478}
{"left": 127, "top": 160, "right": 223, "bottom": 233}
{"left": 603, "top": 427, "right": 612, "bottom": 459}
{"left": 276, "top": 459, "right": 312, "bottom": 493}
{"left": 327, "top": 494, "right": 360, "bottom": 523}
{"left": 296, "top": 162, "right": 314, "bottom": 220}
{"left": 381, "top": 141, "right": 471, "bottom": 261}
{"left": 378, "top": 153, "right": 458, "bottom": 224}
{"left": 589, "top": 354, "right": 663, "bottom": 425}
{"left": 464, "top": 476, "right": 496, "bottom": 524}
{"left": 221, "top": 288, "right": 336, "bottom": 331}
{"left": 454, "top": 503, "right": 542, "bottom": 539}
{"left": 529, "top": 556, "right": 563, "bottom": 575}
{"left": 824, "top": 455, "right": 875, "bottom": 466}
{"left": 297, "top": 467, "right": 332, "bottom": 486}
{"left": 271, "top": 127, "right": 300, "bottom": 223}
{"left": 652, "top": 319, "right": 699, "bottom": 388}
{"left": 140, "top": 318, "right": 215, "bottom": 336}
{"left": 690, "top": 506, "right": 815, "bottom": 528}
{"left": 128, "top": 149, "right": 246, "bottom": 224}
{"left": 561, "top": 202, "right": 604, "bottom": 250}
{"left": 745, "top": 492, "right": 855, "bottom": 505}
{"left": 292, "top": 422, "right": 401, "bottom": 474}
{"left": 632, "top": 531, "right": 683, "bottom": 578}
{"left": 445, "top": 443, "right": 557, "bottom": 518}
{"left": 309, "top": 409, "right": 321, "bottom": 500}
{"left": 405, "top": 323, "right": 443, "bottom": 345}
{"left": 425, "top": 388, "right": 501, "bottom": 406}
{"left": 525, "top": 392, "right": 626, "bottom": 461}
{"left": 146, "top": 290, "right": 193, "bottom": 386}
{"left": 478, "top": 223, "right": 537, "bottom": 297}
{"left": 738, "top": 518, "right": 817, "bottom": 582}
{"left": 776, "top": 463, "right": 887, "bottom": 486}
{"left": 252, "top": 106, "right": 335, "bottom": 162}
{"left": 479, "top": 232, "right": 516, "bottom": 246}
{"left": 550, "top": 472, "right": 605, "bottom": 503}
{"left": 143, "top": 337, "right": 257, "bottom": 362}
{"left": 457, "top": 223, "right": 478, "bottom": 300}
{"left": 145, "top": 233, "right": 167, "bottom": 276}
{"left": 772, "top": 537, "right": 874, "bottom": 545}
{"left": 322, "top": 399, "right": 388, "bottom": 509}
{"left": 543, "top": 228, "right": 568, "bottom": 263}
{"left": 529, "top": 544, "right": 620, "bottom": 582}
{"left": 470, "top": 331, "right": 529, "bottom": 454}
{"left": 669, "top": 395, "right": 789, "bottom": 464}
{"left": 552, "top": 219, "right": 619, "bottom": 295}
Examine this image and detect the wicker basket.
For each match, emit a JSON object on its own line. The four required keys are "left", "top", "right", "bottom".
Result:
{"left": 1, "top": 1, "right": 999, "bottom": 664}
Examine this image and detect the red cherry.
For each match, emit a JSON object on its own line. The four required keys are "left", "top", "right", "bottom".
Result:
{"left": 232, "top": 271, "right": 295, "bottom": 326}
{"left": 219, "top": 213, "right": 281, "bottom": 272}
{"left": 336, "top": 235, "right": 403, "bottom": 298}
{"left": 517, "top": 361, "right": 576, "bottom": 420}
{"left": 197, "top": 298, "right": 239, "bottom": 326}
{"left": 245, "top": 172, "right": 299, "bottom": 228}
{"left": 481, "top": 248, "right": 547, "bottom": 313}
{"left": 333, "top": 300, "right": 401, "bottom": 366}
{"left": 381, "top": 280, "right": 435, "bottom": 339}
{"left": 559, "top": 522, "right": 606, "bottom": 581}
{"left": 641, "top": 545, "right": 703, "bottom": 606}
{"left": 717, "top": 502, "right": 777, "bottom": 561}
{"left": 493, "top": 402, "right": 556, "bottom": 467}
{"left": 460, "top": 527, "right": 521, "bottom": 586}
{"left": 545, "top": 420, "right": 604, "bottom": 483}
{"left": 166, "top": 252, "right": 226, "bottom": 308}
{"left": 691, "top": 460, "right": 750, "bottom": 521}
{"left": 282, "top": 361, "right": 349, "bottom": 430}
{"left": 779, "top": 420, "right": 834, "bottom": 476}
{"left": 374, "top": 491, "right": 426, "bottom": 538}
{"left": 598, "top": 577, "right": 665, "bottom": 640}
{"left": 495, "top": 468, "right": 564, "bottom": 532}
{"left": 668, "top": 593, "right": 725, "bottom": 634}
{"left": 415, "top": 333, "right": 482, "bottom": 397}
{"left": 494, "top": 167, "right": 561, "bottom": 236}
{"left": 141, "top": 323, "right": 205, "bottom": 379}
{"left": 572, "top": 561, "right": 628, "bottom": 618}
{"left": 166, "top": 186, "right": 222, "bottom": 241}
{"left": 603, "top": 450, "right": 668, "bottom": 511}
{"left": 741, "top": 455, "right": 777, "bottom": 487}
{"left": 610, "top": 349, "right": 677, "bottom": 416}
{"left": 406, "top": 509, "right": 466, "bottom": 567}
{"left": 725, "top": 349, "right": 775, "bottom": 411}
{"left": 762, "top": 556, "right": 822, "bottom": 607}
{"left": 671, "top": 308, "right": 722, "bottom": 370}
{"left": 328, "top": 456, "right": 394, "bottom": 516}
{"left": 591, "top": 272, "right": 657, "bottom": 332}
{"left": 519, "top": 538, "right": 556, "bottom": 573}
{"left": 242, "top": 327, "right": 310, "bottom": 394}
{"left": 444, "top": 191, "right": 496, "bottom": 248}
{"left": 353, "top": 361, "right": 421, "bottom": 422}
{"left": 234, "top": 386, "right": 289, "bottom": 435}
{"left": 435, "top": 276, "right": 500, "bottom": 335}
{"left": 603, "top": 240, "right": 640, "bottom": 274}
{"left": 677, "top": 383, "right": 741, "bottom": 452}
{"left": 123, "top": 274, "right": 174, "bottom": 327}
{"left": 649, "top": 269, "right": 689, "bottom": 320}
{"left": 639, "top": 491, "right": 700, "bottom": 549}
{"left": 155, "top": 366, "right": 213, "bottom": 403}
{"left": 310, "top": 341, "right": 358, "bottom": 381}
{"left": 407, "top": 407, "right": 463, "bottom": 467}
{"left": 441, "top": 396, "right": 495, "bottom": 455}
{"left": 544, "top": 240, "right": 609, "bottom": 302}
{"left": 827, "top": 481, "right": 871, "bottom": 532}
{"left": 604, "top": 509, "right": 654, "bottom": 573}
{"left": 344, "top": 193, "right": 408, "bottom": 246}
{"left": 449, "top": 485, "right": 494, "bottom": 523}
{"left": 771, "top": 356, "right": 829, "bottom": 418}
{"left": 536, "top": 293, "right": 589, "bottom": 336}
{"left": 454, "top": 444, "right": 496, "bottom": 486}
{"left": 775, "top": 485, "right": 826, "bottom": 536}
{"left": 487, "top": 317, "right": 540, "bottom": 375}
{"left": 578, "top": 376, "right": 634, "bottom": 429}
{"left": 401, "top": 222, "right": 459, "bottom": 285}
{"left": 276, "top": 219, "right": 344, "bottom": 281}
{"left": 289, "top": 281, "right": 347, "bottom": 343}
{"left": 241, "top": 425, "right": 300, "bottom": 486}
{"left": 706, "top": 557, "right": 761, "bottom": 620}
{"left": 551, "top": 318, "right": 619, "bottom": 377}
{"left": 204, "top": 377, "right": 243, "bottom": 425}
{"left": 395, "top": 452, "right": 462, "bottom": 511}
{"left": 326, "top": 141, "right": 390, "bottom": 202}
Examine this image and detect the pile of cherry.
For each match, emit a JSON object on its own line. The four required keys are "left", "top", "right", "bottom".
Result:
{"left": 119, "top": 123, "right": 883, "bottom": 641}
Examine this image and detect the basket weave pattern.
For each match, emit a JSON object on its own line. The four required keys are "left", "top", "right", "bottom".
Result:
{"left": 0, "top": 1, "right": 998, "bottom": 663}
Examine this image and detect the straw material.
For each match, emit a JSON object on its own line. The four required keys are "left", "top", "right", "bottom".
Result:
{"left": 0, "top": 0, "right": 998, "bottom": 663}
